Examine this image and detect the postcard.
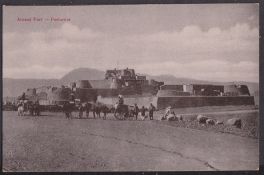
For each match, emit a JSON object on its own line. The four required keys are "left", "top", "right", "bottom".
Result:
{"left": 3, "top": 4, "right": 259, "bottom": 172}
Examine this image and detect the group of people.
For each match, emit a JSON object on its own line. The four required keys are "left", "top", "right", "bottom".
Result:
{"left": 28, "top": 101, "right": 41, "bottom": 116}
{"left": 17, "top": 100, "right": 41, "bottom": 116}
{"left": 131, "top": 103, "right": 156, "bottom": 120}
{"left": 117, "top": 94, "right": 156, "bottom": 120}
{"left": 62, "top": 94, "right": 157, "bottom": 120}
{"left": 16, "top": 91, "right": 171, "bottom": 120}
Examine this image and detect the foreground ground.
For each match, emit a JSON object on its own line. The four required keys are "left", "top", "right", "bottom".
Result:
{"left": 3, "top": 106, "right": 259, "bottom": 171}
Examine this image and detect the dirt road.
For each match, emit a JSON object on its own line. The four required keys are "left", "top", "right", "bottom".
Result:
{"left": 3, "top": 111, "right": 259, "bottom": 171}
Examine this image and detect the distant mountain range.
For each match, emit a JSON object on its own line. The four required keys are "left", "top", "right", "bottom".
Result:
{"left": 3, "top": 67, "right": 259, "bottom": 97}
{"left": 3, "top": 78, "right": 61, "bottom": 97}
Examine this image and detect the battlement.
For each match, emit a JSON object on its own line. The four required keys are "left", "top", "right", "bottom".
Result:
{"left": 105, "top": 68, "right": 136, "bottom": 80}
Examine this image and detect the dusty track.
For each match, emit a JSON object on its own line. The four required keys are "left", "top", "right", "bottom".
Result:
{"left": 3, "top": 111, "right": 258, "bottom": 171}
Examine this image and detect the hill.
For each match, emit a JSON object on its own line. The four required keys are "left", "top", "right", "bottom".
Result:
{"left": 3, "top": 78, "right": 61, "bottom": 97}
{"left": 3, "top": 68, "right": 106, "bottom": 97}
{"left": 60, "top": 67, "right": 105, "bottom": 84}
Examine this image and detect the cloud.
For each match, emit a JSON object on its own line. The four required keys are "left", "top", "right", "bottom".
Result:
{"left": 3, "top": 22, "right": 259, "bottom": 82}
{"left": 129, "top": 23, "right": 258, "bottom": 63}
{"left": 4, "top": 23, "right": 103, "bottom": 68}
{"left": 47, "top": 23, "right": 102, "bottom": 41}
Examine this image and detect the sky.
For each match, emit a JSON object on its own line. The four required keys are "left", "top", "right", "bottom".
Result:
{"left": 3, "top": 4, "right": 259, "bottom": 82}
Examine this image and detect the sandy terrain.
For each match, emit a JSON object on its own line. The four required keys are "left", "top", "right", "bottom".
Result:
{"left": 3, "top": 110, "right": 259, "bottom": 172}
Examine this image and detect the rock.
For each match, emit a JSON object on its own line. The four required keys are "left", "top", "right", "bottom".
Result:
{"left": 206, "top": 119, "right": 215, "bottom": 125}
{"left": 227, "top": 118, "right": 242, "bottom": 128}
{"left": 197, "top": 114, "right": 208, "bottom": 124}
{"left": 216, "top": 120, "right": 224, "bottom": 125}
{"left": 176, "top": 114, "right": 183, "bottom": 121}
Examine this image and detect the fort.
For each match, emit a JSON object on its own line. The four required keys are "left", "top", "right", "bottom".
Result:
{"left": 17, "top": 68, "right": 255, "bottom": 110}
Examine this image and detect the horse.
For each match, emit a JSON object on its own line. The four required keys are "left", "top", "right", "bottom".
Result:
{"left": 91, "top": 102, "right": 102, "bottom": 118}
{"left": 84, "top": 102, "right": 92, "bottom": 118}
{"left": 62, "top": 101, "right": 74, "bottom": 119}
{"left": 17, "top": 105, "right": 25, "bottom": 116}
{"left": 101, "top": 104, "right": 110, "bottom": 120}
{"left": 90, "top": 102, "right": 111, "bottom": 119}
{"left": 17, "top": 102, "right": 27, "bottom": 116}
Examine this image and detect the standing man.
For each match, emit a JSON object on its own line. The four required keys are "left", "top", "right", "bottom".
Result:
{"left": 133, "top": 103, "right": 139, "bottom": 120}
{"left": 141, "top": 106, "right": 147, "bottom": 120}
{"left": 102, "top": 105, "right": 108, "bottom": 120}
{"left": 28, "top": 101, "right": 34, "bottom": 116}
{"left": 33, "top": 101, "right": 40, "bottom": 116}
{"left": 85, "top": 102, "right": 91, "bottom": 118}
{"left": 91, "top": 102, "right": 96, "bottom": 119}
{"left": 63, "top": 101, "right": 70, "bottom": 119}
{"left": 148, "top": 103, "right": 156, "bottom": 120}
{"left": 78, "top": 103, "right": 85, "bottom": 119}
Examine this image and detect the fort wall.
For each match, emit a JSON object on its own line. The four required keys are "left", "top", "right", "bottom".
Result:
{"left": 76, "top": 80, "right": 92, "bottom": 88}
{"left": 75, "top": 88, "right": 97, "bottom": 102}
{"left": 157, "top": 90, "right": 190, "bottom": 96}
{"left": 156, "top": 96, "right": 255, "bottom": 110}
{"left": 160, "top": 85, "right": 183, "bottom": 91}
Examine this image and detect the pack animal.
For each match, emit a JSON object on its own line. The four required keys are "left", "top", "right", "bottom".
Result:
{"left": 17, "top": 105, "right": 25, "bottom": 116}
{"left": 91, "top": 102, "right": 109, "bottom": 118}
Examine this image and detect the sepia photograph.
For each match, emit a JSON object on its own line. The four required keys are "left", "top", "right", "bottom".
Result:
{"left": 2, "top": 4, "right": 259, "bottom": 171}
